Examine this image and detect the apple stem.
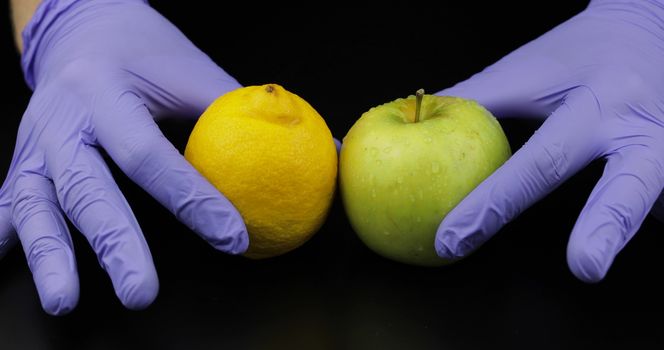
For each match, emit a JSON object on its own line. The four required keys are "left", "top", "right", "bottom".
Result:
{"left": 415, "top": 89, "right": 424, "bottom": 123}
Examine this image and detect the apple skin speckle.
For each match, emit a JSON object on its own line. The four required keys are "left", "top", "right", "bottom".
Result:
{"left": 339, "top": 93, "right": 511, "bottom": 266}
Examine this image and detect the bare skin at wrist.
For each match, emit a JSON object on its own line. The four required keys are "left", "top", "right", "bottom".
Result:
{"left": 10, "top": 0, "right": 43, "bottom": 53}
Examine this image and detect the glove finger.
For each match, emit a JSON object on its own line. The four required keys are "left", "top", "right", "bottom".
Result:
{"left": 47, "top": 140, "right": 158, "bottom": 310}
{"left": 93, "top": 91, "right": 248, "bottom": 254}
{"left": 0, "top": 139, "right": 22, "bottom": 259}
{"left": 130, "top": 54, "right": 241, "bottom": 119}
{"left": 11, "top": 171, "right": 79, "bottom": 315}
{"left": 0, "top": 191, "right": 16, "bottom": 259}
{"left": 567, "top": 149, "right": 664, "bottom": 283}
{"left": 435, "top": 88, "right": 601, "bottom": 259}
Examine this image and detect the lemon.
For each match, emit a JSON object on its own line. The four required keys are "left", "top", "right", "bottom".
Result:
{"left": 184, "top": 84, "right": 337, "bottom": 259}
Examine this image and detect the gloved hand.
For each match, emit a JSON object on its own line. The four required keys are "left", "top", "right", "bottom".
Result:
{"left": 435, "top": 0, "right": 664, "bottom": 282}
{"left": 0, "top": 0, "right": 250, "bottom": 315}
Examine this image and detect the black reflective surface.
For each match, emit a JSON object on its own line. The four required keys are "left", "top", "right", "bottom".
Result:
{"left": 2, "top": 2, "right": 663, "bottom": 349}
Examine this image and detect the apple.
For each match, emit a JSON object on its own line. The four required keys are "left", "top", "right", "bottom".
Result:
{"left": 339, "top": 89, "right": 511, "bottom": 266}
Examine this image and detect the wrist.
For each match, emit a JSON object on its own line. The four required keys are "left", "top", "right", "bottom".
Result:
{"left": 10, "top": 0, "right": 42, "bottom": 53}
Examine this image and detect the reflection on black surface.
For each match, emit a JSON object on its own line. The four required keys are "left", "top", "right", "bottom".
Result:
{"left": 1, "top": 165, "right": 664, "bottom": 349}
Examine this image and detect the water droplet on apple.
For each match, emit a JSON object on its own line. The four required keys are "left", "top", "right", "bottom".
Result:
{"left": 431, "top": 162, "right": 440, "bottom": 173}
{"left": 383, "top": 230, "right": 391, "bottom": 236}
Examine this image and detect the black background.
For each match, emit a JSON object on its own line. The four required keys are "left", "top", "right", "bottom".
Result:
{"left": 2, "top": 1, "right": 664, "bottom": 349}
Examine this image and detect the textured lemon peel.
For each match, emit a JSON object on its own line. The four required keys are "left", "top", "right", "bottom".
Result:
{"left": 185, "top": 84, "right": 337, "bottom": 259}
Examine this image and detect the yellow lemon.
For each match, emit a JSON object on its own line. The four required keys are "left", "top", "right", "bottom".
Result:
{"left": 184, "top": 84, "right": 337, "bottom": 259}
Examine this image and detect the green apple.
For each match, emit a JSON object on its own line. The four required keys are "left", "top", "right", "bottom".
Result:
{"left": 340, "top": 90, "right": 511, "bottom": 266}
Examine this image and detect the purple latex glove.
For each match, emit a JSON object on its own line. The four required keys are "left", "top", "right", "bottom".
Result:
{"left": 435, "top": 0, "right": 664, "bottom": 282}
{"left": 0, "top": 0, "right": 250, "bottom": 315}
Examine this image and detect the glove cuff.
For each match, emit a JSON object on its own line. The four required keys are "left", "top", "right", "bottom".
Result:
{"left": 20, "top": 0, "right": 149, "bottom": 90}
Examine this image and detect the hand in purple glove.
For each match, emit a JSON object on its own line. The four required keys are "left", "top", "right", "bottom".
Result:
{"left": 0, "top": 0, "right": 250, "bottom": 315}
{"left": 435, "top": 0, "right": 664, "bottom": 282}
